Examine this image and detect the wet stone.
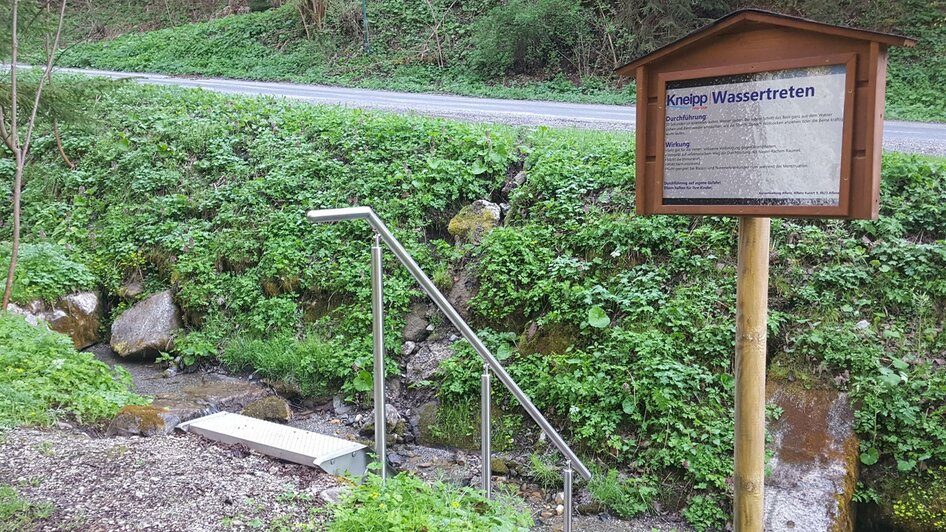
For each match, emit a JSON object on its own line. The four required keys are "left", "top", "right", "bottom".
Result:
{"left": 241, "top": 396, "right": 292, "bottom": 423}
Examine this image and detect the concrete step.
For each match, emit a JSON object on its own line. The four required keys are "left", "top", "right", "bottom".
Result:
{"left": 178, "top": 412, "right": 369, "bottom": 477}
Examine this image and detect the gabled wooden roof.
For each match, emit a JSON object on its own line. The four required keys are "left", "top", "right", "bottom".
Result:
{"left": 615, "top": 9, "right": 916, "bottom": 77}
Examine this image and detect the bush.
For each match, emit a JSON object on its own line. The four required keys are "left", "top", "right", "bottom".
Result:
{"left": 248, "top": 0, "right": 273, "bottom": 12}
{"left": 682, "top": 494, "right": 729, "bottom": 532}
{"left": 0, "top": 312, "right": 147, "bottom": 428}
{"left": 0, "top": 243, "right": 96, "bottom": 304}
{"left": 329, "top": 472, "right": 533, "bottom": 531}
{"left": 470, "top": 0, "right": 588, "bottom": 77}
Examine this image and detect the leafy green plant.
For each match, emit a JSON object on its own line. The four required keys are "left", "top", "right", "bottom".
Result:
{"left": 0, "top": 243, "right": 96, "bottom": 304}
{"left": 681, "top": 494, "right": 728, "bottom": 532}
{"left": 7, "top": 76, "right": 946, "bottom": 528}
{"left": 0, "top": 312, "right": 147, "bottom": 428}
{"left": 329, "top": 472, "right": 533, "bottom": 531}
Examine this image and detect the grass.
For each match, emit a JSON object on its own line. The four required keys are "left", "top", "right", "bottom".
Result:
{"left": 53, "top": 4, "right": 633, "bottom": 105}
{"left": 0, "top": 486, "right": 54, "bottom": 532}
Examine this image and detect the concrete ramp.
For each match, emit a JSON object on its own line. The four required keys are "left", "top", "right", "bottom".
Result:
{"left": 178, "top": 412, "right": 369, "bottom": 477}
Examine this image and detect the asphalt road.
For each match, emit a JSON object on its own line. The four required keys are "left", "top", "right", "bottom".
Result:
{"left": 45, "top": 66, "right": 946, "bottom": 155}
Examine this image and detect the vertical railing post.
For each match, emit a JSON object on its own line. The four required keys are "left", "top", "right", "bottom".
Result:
{"left": 481, "top": 363, "right": 491, "bottom": 497}
{"left": 371, "top": 233, "right": 387, "bottom": 481}
{"left": 563, "top": 460, "right": 573, "bottom": 532}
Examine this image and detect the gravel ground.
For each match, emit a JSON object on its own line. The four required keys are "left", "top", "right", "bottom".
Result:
{"left": 0, "top": 427, "right": 339, "bottom": 531}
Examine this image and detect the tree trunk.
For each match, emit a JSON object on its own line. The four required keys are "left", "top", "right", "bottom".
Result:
{"left": 2, "top": 153, "right": 24, "bottom": 309}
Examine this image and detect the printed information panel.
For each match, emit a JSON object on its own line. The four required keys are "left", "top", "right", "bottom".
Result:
{"left": 663, "top": 65, "right": 846, "bottom": 206}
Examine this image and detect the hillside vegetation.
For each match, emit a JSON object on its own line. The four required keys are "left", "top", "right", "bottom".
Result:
{"left": 2, "top": 78, "right": 944, "bottom": 528}
{"left": 53, "top": 0, "right": 946, "bottom": 120}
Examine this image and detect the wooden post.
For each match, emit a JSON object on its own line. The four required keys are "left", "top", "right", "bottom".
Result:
{"left": 734, "top": 216, "right": 770, "bottom": 532}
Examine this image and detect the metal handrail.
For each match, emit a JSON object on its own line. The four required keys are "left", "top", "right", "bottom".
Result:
{"left": 307, "top": 207, "right": 592, "bottom": 482}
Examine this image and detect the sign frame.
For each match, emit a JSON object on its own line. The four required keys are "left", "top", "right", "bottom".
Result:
{"left": 617, "top": 9, "right": 916, "bottom": 220}
{"left": 651, "top": 53, "right": 857, "bottom": 218}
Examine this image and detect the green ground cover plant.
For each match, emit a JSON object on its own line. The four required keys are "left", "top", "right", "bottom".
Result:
{"left": 52, "top": 0, "right": 946, "bottom": 121}
{"left": 0, "top": 485, "right": 54, "bottom": 532}
{"left": 0, "top": 312, "right": 147, "bottom": 428}
{"left": 328, "top": 472, "right": 533, "bottom": 531}
{"left": 0, "top": 243, "right": 96, "bottom": 304}
{"left": 3, "top": 78, "right": 944, "bottom": 528}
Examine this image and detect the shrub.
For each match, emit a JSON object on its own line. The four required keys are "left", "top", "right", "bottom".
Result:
{"left": 0, "top": 243, "right": 96, "bottom": 304}
{"left": 0, "top": 312, "right": 147, "bottom": 428}
{"left": 248, "top": 0, "right": 273, "bottom": 12}
{"left": 470, "top": 0, "right": 588, "bottom": 77}
{"left": 682, "top": 494, "right": 729, "bottom": 532}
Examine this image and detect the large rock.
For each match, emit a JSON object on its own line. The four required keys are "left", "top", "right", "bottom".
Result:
{"left": 402, "top": 302, "right": 430, "bottom": 342}
{"left": 110, "top": 290, "right": 182, "bottom": 358}
{"left": 447, "top": 200, "right": 501, "bottom": 245}
{"left": 7, "top": 292, "right": 102, "bottom": 349}
{"left": 446, "top": 268, "right": 477, "bottom": 320}
{"left": 107, "top": 405, "right": 180, "bottom": 437}
{"left": 764, "top": 380, "right": 859, "bottom": 532}
{"left": 241, "top": 396, "right": 292, "bottom": 423}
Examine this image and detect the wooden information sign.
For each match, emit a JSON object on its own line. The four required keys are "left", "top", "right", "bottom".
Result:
{"left": 617, "top": 9, "right": 915, "bottom": 220}
{"left": 615, "top": 10, "right": 914, "bottom": 532}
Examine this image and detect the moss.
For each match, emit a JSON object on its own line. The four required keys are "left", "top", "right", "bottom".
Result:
{"left": 890, "top": 467, "right": 946, "bottom": 532}
{"left": 767, "top": 352, "right": 827, "bottom": 390}
{"left": 241, "top": 395, "right": 292, "bottom": 422}
{"left": 112, "top": 405, "right": 169, "bottom": 435}
{"left": 519, "top": 322, "right": 578, "bottom": 356}
{"left": 447, "top": 204, "right": 499, "bottom": 244}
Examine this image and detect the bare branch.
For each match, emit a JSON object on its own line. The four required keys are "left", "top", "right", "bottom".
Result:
{"left": 10, "top": 0, "right": 19, "bottom": 153}
{"left": 53, "top": 119, "right": 74, "bottom": 168}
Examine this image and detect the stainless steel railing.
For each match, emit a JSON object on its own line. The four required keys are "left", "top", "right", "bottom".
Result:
{"left": 307, "top": 207, "right": 591, "bottom": 529}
